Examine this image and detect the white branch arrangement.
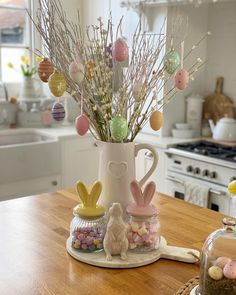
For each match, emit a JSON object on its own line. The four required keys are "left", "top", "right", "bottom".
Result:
{"left": 30, "top": 0, "right": 209, "bottom": 142}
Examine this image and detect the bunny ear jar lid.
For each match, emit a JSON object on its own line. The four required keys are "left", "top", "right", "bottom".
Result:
{"left": 73, "top": 181, "right": 105, "bottom": 218}
{"left": 126, "top": 180, "right": 158, "bottom": 217}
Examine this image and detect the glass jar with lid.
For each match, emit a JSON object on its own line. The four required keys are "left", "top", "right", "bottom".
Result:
{"left": 197, "top": 217, "right": 236, "bottom": 295}
{"left": 228, "top": 180, "right": 236, "bottom": 218}
{"left": 70, "top": 181, "right": 107, "bottom": 252}
{"left": 126, "top": 181, "right": 160, "bottom": 252}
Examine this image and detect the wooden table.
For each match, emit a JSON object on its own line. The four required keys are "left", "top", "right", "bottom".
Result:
{"left": 0, "top": 190, "right": 225, "bottom": 295}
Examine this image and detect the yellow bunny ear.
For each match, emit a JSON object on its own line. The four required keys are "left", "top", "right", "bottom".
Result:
{"left": 89, "top": 181, "right": 102, "bottom": 207}
{"left": 76, "top": 181, "right": 89, "bottom": 206}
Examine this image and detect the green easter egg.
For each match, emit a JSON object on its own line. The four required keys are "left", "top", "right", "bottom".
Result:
{"left": 110, "top": 115, "right": 128, "bottom": 141}
{"left": 164, "top": 49, "right": 180, "bottom": 75}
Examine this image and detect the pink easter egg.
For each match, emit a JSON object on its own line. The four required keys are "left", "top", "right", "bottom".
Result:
{"left": 223, "top": 260, "right": 236, "bottom": 279}
{"left": 112, "top": 38, "right": 129, "bottom": 62}
{"left": 214, "top": 257, "right": 232, "bottom": 269}
{"left": 175, "top": 68, "right": 189, "bottom": 90}
{"left": 41, "top": 110, "right": 53, "bottom": 126}
{"left": 75, "top": 114, "right": 89, "bottom": 136}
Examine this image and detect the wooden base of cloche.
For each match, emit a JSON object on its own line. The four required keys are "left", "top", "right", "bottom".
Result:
{"left": 66, "top": 236, "right": 200, "bottom": 269}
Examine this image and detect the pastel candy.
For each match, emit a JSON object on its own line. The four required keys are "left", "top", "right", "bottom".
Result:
{"left": 214, "top": 257, "right": 232, "bottom": 269}
{"left": 138, "top": 226, "right": 148, "bottom": 236}
{"left": 175, "top": 69, "right": 189, "bottom": 90}
{"left": 223, "top": 261, "right": 236, "bottom": 279}
{"left": 131, "top": 222, "right": 139, "bottom": 232}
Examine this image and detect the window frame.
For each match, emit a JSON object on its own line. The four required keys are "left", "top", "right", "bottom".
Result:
{"left": 0, "top": 0, "right": 36, "bottom": 82}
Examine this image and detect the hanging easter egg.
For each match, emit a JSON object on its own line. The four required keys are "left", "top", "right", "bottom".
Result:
{"left": 149, "top": 110, "right": 164, "bottom": 131}
{"left": 86, "top": 61, "right": 96, "bottom": 79}
{"left": 105, "top": 43, "right": 113, "bottom": 68}
{"left": 51, "top": 102, "right": 65, "bottom": 121}
{"left": 112, "top": 38, "right": 129, "bottom": 62}
{"left": 110, "top": 115, "right": 128, "bottom": 141}
{"left": 38, "top": 58, "right": 54, "bottom": 83}
{"left": 75, "top": 114, "right": 89, "bottom": 136}
{"left": 133, "top": 82, "right": 143, "bottom": 100}
{"left": 69, "top": 61, "right": 85, "bottom": 84}
{"left": 48, "top": 70, "right": 67, "bottom": 97}
{"left": 164, "top": 49, "right": 180, "bottom": 75}
{"left": 174, "top": 68, "right": 189, "bottom": 90}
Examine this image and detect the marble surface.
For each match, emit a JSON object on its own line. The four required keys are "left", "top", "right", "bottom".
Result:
{"left": 66, "top": 236, "right": 200, "bottom": 269}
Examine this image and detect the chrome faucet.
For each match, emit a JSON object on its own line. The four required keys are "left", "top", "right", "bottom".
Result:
{"left": 0, "top": 82, "right": 9, "bottom": 101}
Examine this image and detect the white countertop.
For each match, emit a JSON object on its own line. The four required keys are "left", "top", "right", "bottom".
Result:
{"left": 0, "top": 125, "right": 200, "bottom": 148}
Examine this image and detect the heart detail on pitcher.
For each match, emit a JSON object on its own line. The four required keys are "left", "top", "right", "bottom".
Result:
{"left": 107, "top": 161, "right": 128, "bottom": 179}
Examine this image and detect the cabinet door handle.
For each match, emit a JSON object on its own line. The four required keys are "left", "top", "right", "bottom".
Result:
{"left": 51, "top": 180, "right": 58, "bottom": 186}
{"left": 145, "top": 151, "right": 153, "bottom": 159}
{"left": 94, "top": 142, "right": 98, "bottom": 147}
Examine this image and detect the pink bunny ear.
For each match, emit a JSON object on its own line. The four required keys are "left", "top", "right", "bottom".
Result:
{"left": 130, "top": 180, "right": 144, "bottom": 206}
{"left": 143, "top": 181, "right": 156, "bottom": 205}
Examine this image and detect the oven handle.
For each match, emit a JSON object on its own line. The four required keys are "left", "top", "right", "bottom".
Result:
{"left": 166, "top": 176, "right": 226, "bottom": 196}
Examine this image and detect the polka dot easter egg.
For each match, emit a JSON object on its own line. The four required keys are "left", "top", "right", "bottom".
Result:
{"left": 110, "top": 115, "right": 128, "bottom": 141}
{"left": 38, "top": 58, "right": 54, "bottom": 82}
{"left": 51, "top": 102, "right": 65, "bottom": 121}
{"left": 75, "top": 114, "right": 89, "bottom": 136}
{"left": 223, "top": 261, "right": 236, "bottom": 279}
{"left": 164, "top": 49, "right": 180, "bottom": 75}
{"left": 69, "top": 61, "right": 85, "bottom": 84}
{"left": 149, "top": 110, "right": 164, "bottom": 131}
{"left": 112, "top": 38, "right": 129, "bottom": 62}
{"left": 48, "top": 70, "right": 67, "bottom": 97}
{"left": 175, "top": 69, "right": 189, "bottom": 90}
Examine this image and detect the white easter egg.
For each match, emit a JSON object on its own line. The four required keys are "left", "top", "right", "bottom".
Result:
{"left": 69, "top": 61, "right": 85, "bottom": 84}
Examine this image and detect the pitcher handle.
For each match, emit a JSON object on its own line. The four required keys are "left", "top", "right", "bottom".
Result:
{"left": 135, "top": 144, "right": 158, "bottom": 187}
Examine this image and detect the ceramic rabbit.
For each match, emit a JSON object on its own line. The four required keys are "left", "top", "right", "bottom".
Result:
{"left": 103, "top": 203, "right": 129, "bottom": 261}
{"left": 130, "top": 180, "right": 156, "bottom": 206}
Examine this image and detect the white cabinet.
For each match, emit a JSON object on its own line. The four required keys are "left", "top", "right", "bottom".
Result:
{"left": 136, "top": 146, "right": 167, "bottom": 194}
{"left": 61, "top": 136, "right": 99, "bottom": 188}
{"left": 0, "top": 175, "right": 61, "bottom": 201}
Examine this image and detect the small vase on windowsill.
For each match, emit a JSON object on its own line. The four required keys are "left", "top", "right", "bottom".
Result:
{"left": 19, "top": 76, "right": 39, "bottom": 100}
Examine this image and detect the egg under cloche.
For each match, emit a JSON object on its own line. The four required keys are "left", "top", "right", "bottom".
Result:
{"left": 197, "top": 217, "right": 236, "bottom": 295}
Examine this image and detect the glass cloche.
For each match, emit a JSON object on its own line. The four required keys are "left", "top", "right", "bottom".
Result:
{"left": 197, "top": 217, "right": 236, "bottom": 295}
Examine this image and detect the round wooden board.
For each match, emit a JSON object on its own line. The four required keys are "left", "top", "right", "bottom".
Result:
{"left": 190, "top": 285, "right": 198, "bottom": 295}
{"left": 66, "top": 236, "right": 167, "bottom": 268}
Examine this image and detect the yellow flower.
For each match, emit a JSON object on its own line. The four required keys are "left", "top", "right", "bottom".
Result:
{"left": 21, "top": 55, "right": 30, "bottom": 65}
{"left": 35, "top": 56, "right": 43, "bottom": 62}
{"left": 7, "top": 62, "right": 14, "bottom": 69}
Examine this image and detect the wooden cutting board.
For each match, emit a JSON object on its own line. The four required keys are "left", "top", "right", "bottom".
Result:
{"left": 203, "top": 77, "right": 235, "bottom": 123}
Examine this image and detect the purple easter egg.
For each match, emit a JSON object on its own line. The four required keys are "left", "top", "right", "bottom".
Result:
{"left": 175, "top": 68, "right": 189, "bottom": 90}
{"left": 112, "top": 38, "right": 129, "bottom": 62}
{"left": 75, "top": 114, "right": 89, "bottom": 136}
{"left": 105, "top": 43, "right": 113, "bottom": 67}
{"left": 51, "top": 102, "right": 65, "bottom": 121}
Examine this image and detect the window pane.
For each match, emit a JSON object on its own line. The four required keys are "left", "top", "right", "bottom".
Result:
{"left": 0, "top": 0, "right": 26, "bottom": 8}
{"left": 0, "top": 8, "right": 26, "bottom": 44}
{"left": 1, "top": 47, "right": 29, "bottom": 82}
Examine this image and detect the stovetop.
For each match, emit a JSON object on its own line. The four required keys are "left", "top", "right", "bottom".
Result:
{"left": 174, "top": 141, "right": 236, "bottom": 164}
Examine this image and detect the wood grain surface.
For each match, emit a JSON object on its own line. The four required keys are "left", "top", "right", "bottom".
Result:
{"left": 0, "top": 189, "right": 225, "bottom": 295}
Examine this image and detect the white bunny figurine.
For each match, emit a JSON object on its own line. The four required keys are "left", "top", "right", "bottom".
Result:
{"left": 103, "top": 203, "right": 129, "bottom": 261}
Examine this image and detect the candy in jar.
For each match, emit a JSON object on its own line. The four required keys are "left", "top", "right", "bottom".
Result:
{"left": 126, "top": 180, "right": 160, "bottom": 252}
{"left": 70, "top": 181, "right": 107, "bottom": 252}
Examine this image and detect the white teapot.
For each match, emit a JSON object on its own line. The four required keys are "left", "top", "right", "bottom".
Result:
{"left": 209, "top": 118, "right": 236, "bottom": 142}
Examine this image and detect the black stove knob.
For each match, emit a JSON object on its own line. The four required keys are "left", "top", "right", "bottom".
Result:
{"left": 194, "top": 167, "right": 201, "bottom": 175}
{"left": 209, "top": 171, "right": 217, "bottom": 179}
{"left": 202, "top": 169, "right": 209, "bottom": 177}
{"left": 186, "top": 165, "right": 193, "bottom": 172}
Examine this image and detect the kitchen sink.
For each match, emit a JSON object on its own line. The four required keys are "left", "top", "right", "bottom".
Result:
{"left": 0, "top": 129, "right": 60, "bottom": 185}
{"left": 0, "top": 131, "right": 53, "bottom": 146}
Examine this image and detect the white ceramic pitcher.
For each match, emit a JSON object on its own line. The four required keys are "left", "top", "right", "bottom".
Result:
{"left": 97, "top": 141, "right": 158, "bottom": 210}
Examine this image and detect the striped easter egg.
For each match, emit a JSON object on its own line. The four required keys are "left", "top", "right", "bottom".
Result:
{"left": 51, "top": 102, "right": 65, "bottom": 121}
{"left": 38, "top": 58, "right": 54, "bottom": 83}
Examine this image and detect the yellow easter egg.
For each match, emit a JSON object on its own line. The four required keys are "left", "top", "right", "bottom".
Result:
{"left": 149, "top": 110, "right": 164, "bottom": 131}
{"left": 48, "top": 70, "right": 67, "bottom": 97}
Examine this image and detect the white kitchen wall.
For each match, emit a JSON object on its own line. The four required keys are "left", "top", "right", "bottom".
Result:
{"left": 205, "top": 1, "right": 236, "bottom": 103}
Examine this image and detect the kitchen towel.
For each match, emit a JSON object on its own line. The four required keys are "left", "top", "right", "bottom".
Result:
{"left": 184, "top": 182, "right": 209, "bottom": 208}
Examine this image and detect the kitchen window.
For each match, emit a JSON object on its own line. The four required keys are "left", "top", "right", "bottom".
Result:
{"left": 0, "top": 0, "right": 35, "bottom": 82}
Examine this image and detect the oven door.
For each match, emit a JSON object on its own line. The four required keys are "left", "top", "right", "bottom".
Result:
{"left": 166, "top": 172, "right": 229, "bottom": 215}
